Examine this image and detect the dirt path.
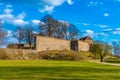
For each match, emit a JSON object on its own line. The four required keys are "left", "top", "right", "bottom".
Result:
{"left": 89, "top": 60, "right": 120, "bottom": 66}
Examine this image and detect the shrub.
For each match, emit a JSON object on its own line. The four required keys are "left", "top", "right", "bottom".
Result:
{"left": 104, "top": 56, "right": 120, "bottom": 63}
{"left": 37, "top": 50, "right": 93, "bottom": 61}
{"left": 0, "top": 49, "right": 93, "bottom": 60}
{"left": 0, "top": 49, "right": 8, "bottom": 59}
{"left": 0, "top": 49, "right": 37, "bottom": 60}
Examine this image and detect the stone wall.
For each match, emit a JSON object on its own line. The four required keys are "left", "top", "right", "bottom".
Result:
{"left": 70, "top": 40, "right": 89, "bottom": 51}
{"left": 84, "top": 40, "right": 94, "bottom": 45}
{"left": 35, "top": 36, "right": 70, "bottom": 51}
{"left": 7, "top": 44, "right": 34, "bottom": 49}
{"left": 6, "top": 36, "right": 90, "bottom": 52}
{"left": 78, "top": 41, "right": 89, "bottom": 51}
{"left": 7, "top": 44, "right": 24, "bottom": 49}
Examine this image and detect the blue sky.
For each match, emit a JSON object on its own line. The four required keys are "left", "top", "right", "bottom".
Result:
{"left": 0, "top": 0, "right": 120, "bottom": 46}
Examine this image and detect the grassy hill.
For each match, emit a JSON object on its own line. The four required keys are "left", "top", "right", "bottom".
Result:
{"left": 0, "top": 60, "right": 119, "bottom": 80}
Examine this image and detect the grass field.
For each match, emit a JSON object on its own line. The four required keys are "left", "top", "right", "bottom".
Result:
{"left": 104, "top": 57, "right": 120, "bottom": 64}
{"left": 0, "top": 60, "right": 119, "bottom": 80}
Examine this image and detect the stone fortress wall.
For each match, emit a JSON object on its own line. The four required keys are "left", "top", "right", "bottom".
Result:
{"left": 35, "top": 36, "right": 89, "bottom": 51}
{"left": 35, "top": 36, "right": 70, "bottom": 51}
{"left": 78, "top": 41, "right": 89, "bottom": 51}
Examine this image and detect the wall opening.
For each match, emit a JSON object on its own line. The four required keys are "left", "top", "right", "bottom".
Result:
{"left": 70, "top": 40, "right": 78, "bottom": 51}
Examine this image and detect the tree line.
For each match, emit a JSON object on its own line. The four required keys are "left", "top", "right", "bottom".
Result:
{"left": 39, "top": 15, "right": 79, "bottom": 40}
{"left": 0, "top": 20, "right": 7, "bottom": 45}
{"left": 0, "top": 15, "right": 80, "bottom": 48}
{"left": 112, "top": 41, "right": 120, "bottom": 57}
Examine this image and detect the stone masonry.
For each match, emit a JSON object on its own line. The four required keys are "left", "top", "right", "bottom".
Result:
{"left": 35, "top": 36, "right": 89, "bottom": 51}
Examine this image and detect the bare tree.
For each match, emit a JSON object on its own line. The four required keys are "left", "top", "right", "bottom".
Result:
{"left": 54, "top": 21, "right": 79, "bottom": 40}
{"left": 39, "top": 15, "right": 79, "bottom": 40}
{"left": 39, "top": 15, "right": 56, "bottom": 37}
{"left": 52, "top": 20, "right": 64, "bottom": 39}
{"left": 0, "top": 20, "right": 7, "bottom": 44}
{"left": 112, "top": 41, "right": 120, "bottom": 57}
{"left": 24, "top": 26, "right": 35, "bottom": 49}
{"left": 112, "top": 41, "right": 117, "bottom": 57}
{"left": 66, "top": 23, "right": 79, "bottom": 40}
{"left": 13, "top": 26, "right": 24, "bottom": 44}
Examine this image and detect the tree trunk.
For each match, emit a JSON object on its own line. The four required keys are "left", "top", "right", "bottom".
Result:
{"left": 100, "top": 56, "right": 103, "bottom": 62}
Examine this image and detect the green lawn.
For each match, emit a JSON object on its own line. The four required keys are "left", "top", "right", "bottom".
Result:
{"left": 104, "top": 57, "right": 120, "bottom": 64}
{"left": 0, "top": 60, "right": 119, "bottom": 80}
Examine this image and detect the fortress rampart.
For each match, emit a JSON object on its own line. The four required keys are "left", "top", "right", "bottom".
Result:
{"left": 35, "top": 36, "right": 89, "bottom": 51}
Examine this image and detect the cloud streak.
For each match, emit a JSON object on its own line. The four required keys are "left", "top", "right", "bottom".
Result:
{"left": 87, "top": 1, "right": 103, "bottom": 7}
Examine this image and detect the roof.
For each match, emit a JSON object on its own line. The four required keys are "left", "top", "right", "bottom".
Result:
{"left": 79, "top": 36, "right": 93, "bottom": 41}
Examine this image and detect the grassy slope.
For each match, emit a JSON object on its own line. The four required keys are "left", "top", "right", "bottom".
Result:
{"left": 104, "top": 57, "right": 120, "bottom": 64}
{"left": 0, "top": 60, "right": 119, "bottom": 80}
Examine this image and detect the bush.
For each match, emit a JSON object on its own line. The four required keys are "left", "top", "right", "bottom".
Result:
{"left": 0, "top": 49, "right": 93, "bottom": 60}
{"left": 0, "top": 49, "right": 8, "bottom": 59}
{"left": 104, "top": 56, "right": 120, "bottom": 63}
{"left": 0, "top": 49, "right": 37, "bottom": 60}
{"left": 37, "top": 50, "right": 93, "bottom": 61}
{"left": 78, "top": 51, "right": 93, "bottom": 60}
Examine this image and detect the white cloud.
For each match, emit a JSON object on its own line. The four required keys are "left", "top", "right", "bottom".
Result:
{"left": 85, "top": 30, "right": 94, "bottom": 34}
{"left": 100, "top": 32, "right": 108, "bottom": 36}
{"left": 13, "top": 19, "right": 28, "bottom": 25}
{"left": 77, "top": 22, "right": 109, "bottom": 29}
{"left": 0, "top": 8, "right": 12, "bottom": 17}
{"left": 96, "top": 32, "right": 108, "bottom": 37}
{"left": 39, "top": 6, "right": 54, "bottom": 13}
{"left": 102, "top": 28, "right": 120, "bottom": 35}
{"left": 83, "top": 29, "right": 108, "bottom": 38}
{"left": 32, "top": 20, "right": 40, "bottom": 25}
{"left": 94, "top": 24, "right": 108, "bottom": 28}
{"left": 32, "top": 19, "right": 46, "bottom": 26}
{"left": 42, "top": 0, "right": 65, "bottom": 6}
{"left": 87, "top": 1, "right": 103, "bottom": 7}
{"left": 99, "top": 25, "right": 108, "bottom": 28}
{"left": 104, "top": 13, "right": 109, "bottom": 17}
{"left": 112, "top": 28, "right": 120, "bottom": 35}
{"left": 79, "top": 22, "right": 109, "bottom": 28}
{"left": 0, "top": 0, "right": 73, "bottom": 13}
{"left": 84, "top": 30, "right": 94, "bottom": 37}
{"left": 38, "top": 0, "right": 74, "bottom": 13}
{"left": 42, "top": 0, "right": 73, "bottom": 6}
{"left": 4, "top": 8, "right": 13, "bottom": 14}
{"left": 102, "top": 29, "right": 113, "bottom": 32}
{"left": 17, "top": 12, "right": 26, "bottom": 19}
{"left": 0, "top": 5, "right": 28, "bottom": 26}
{"left": 0, "top": 14, "right": 13, "bottom": 20}
{"left": 112, "top": 31, "right": 120, "bottom": 35}
{"left": 67, "top": 0, "right": 74, "bottom": 5}
{"left": 81, "top": 23, "right": 90, "bottom": 26}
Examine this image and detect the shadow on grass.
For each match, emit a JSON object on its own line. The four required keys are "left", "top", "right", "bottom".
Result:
{"left": 105, "top": 61, "right": 120, "bottom": 64}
